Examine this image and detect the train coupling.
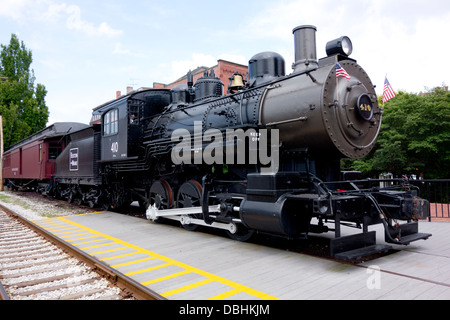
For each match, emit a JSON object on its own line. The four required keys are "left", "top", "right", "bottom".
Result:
{"left": 366, "top": 193, "right": 432, "bottom": 245}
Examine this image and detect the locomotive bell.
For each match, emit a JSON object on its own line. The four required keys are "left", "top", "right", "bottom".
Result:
{"left": 228, "top": 73, "right": 245, "bottom": 93}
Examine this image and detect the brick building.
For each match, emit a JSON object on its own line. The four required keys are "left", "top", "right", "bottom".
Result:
{"left": 153, "top": 59, "right": 248, "bottom": 94}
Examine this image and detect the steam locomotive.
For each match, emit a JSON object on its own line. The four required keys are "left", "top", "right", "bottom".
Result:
{"left": 3, "top": 25, "right": 431, "bottom": 259}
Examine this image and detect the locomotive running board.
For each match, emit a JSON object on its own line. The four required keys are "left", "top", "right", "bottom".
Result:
{"left": 330, "top": 231, "right": 392, "bottom": 260}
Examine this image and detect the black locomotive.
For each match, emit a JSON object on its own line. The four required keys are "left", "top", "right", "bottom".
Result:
{"left": 8, "top": 25, "right": 431, "bottom": 259}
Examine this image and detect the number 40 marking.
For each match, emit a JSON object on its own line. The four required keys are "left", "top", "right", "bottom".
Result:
{"left": 111, "top": 141, "right": 119, "bottom": 153}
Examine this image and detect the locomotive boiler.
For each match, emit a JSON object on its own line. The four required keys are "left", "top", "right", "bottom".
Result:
{"left": 4, "top": 25, "right": 431, "bottom": 260}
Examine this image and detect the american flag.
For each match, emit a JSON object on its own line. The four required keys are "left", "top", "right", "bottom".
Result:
{"left": 336, "top": 62, "right": 351, "bottom": 80}
{"left": 382, "top": 77, "right": 396, "bottom": 103}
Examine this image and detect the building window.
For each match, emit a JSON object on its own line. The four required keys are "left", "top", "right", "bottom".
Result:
{"left": 103, "top": 109, "right": 119, "bottom": 136}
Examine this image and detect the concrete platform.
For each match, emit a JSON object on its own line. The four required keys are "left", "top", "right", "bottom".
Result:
{"left": 31, "top": 211, "right": 450, "bottom": 300}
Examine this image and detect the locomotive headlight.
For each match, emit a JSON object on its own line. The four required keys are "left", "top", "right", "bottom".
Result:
{"left": 326, "top": 36, "right": 353, "bottom": 57}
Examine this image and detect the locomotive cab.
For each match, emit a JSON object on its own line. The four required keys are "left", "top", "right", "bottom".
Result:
{"left": 101, "top": 102, "right": 127, "bottom": 161}
{"left": 98, "top": 89, "right": 171, "bottom": 161}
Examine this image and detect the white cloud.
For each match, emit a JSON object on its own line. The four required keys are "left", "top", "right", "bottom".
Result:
{"left": 0, "top": 0, "right": 32, "bottom": 20}
{"left": 113, "top": 43, "right": 132, "bottom": 55}
{"left": 56, "top": 3, "right": 122, "bottom": 37}
{"left": 112, "top": 42, "right": 147, "bottom": 59}
{"left": 1, "top": 0, "right": 122, "bottom": 38}
{"left": 240, "top": 0, "right": 450, "bottom": 94}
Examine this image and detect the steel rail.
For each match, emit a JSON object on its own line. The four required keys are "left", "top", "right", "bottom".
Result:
{"left": 0, "top": 282, "right": 9, "bottom": 300}
{"left": 0, "top": 203, "right": 165, "bottom": 301}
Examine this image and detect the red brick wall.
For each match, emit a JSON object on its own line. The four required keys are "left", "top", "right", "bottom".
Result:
{"left": 153, "top": 60, "right": 248, "bottom": 95}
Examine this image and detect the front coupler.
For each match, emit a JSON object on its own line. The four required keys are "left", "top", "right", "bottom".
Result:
{"left": 329, "top": 188, "right": 431, "bottom": 259}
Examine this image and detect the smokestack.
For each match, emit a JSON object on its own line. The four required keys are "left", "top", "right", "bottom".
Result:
{"left": 292, "top": 25, "right": 318, "bottom": 73}
{"left": 116, "top": 91, "right": 121, "bottom": 99}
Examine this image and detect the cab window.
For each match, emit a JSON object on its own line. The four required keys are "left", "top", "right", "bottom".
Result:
{"left": 128, "top": 105, "right": 139, "bottom": 125}
{"left": 103, "top": 109, "right": 119, "bottom": 136}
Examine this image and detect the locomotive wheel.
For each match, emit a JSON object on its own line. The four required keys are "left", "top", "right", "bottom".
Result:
{"left": 226, "top": 223, "right": 255, "bottom": 242}
{"left": 97, "top": 189, "right": 111, "bottom": 211}
{"left": 177, "top": 180, "right": 203, "bottom": 231}
{"left": 149, "top": 180, "right": 174, "bottom": 221}
{"left": 67, "top": 191, "right": 74, "bottom": 204}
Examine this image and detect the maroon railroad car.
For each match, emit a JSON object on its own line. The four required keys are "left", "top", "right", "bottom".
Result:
{"left": 2, "top": 122, "right": 88, "bottom": 192}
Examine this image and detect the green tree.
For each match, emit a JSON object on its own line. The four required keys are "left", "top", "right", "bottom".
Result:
{"left": 0, "top": 34, "right": 49, "bottom": 148}
{"left": 343, "top": 88, "right": 450, "bottom": 179}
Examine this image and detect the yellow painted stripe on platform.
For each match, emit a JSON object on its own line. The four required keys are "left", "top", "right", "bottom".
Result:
{"left": 79, "top": 242, "right": 118, "bottom": 250}
{"left": 43, "top": 223, "right": 71, "bottom": 229}
{"left": 65, "top": 235, "right": 100, "bottom": 242}
{"left": 31, "top": 218, "right": 51, "bottom": 222}
{"left": 72, "top": 238, "right": 110, "bottom": 246}
{"left": 161, "top": 278, "right": 214, "bottom": 297}
{"left": 124, "top": 262, "right": 172, "bottom": 276}
{"left": 88, "top": 246, "right": 129, "bottom": 255}
{"left": 48, "top": 226, "right": 79, "bottom": 232}
{"left": 53, "top": 229, "right": 84, "bottom": 235}
{"left": 60, "top": 232, "right": 92, "bottom": 239}
{"left": 32, "top": 219, "right": 60, "bottom": 225}
{"left": 53, "top": 230, "right": 85, "bottom": 235}
{"left": 110, "top": 257, "right": 155, "bottom": 268}
{"left": 37, "top": 221, "right": 67, "bottom": 227}
{"left": 31, "top": 211, "right": 107, "bottom": 221}
{"left": 141, "top": 269, "right": 193, "bottom": 286}
{"left": 206, "top": 288, "right": 242, "bottom": 300}
{"left": 41, "top": 216, "right": 279, "bottom": 300}
{"left": 57, "top": 211, "right": 107, "bottom": 218}
{"left": 99, "top": 251, "right": 141, "bottom": 261}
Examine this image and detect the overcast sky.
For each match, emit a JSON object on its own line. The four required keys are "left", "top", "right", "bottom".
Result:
{"left": 1, "top": 0, "right": 449, "bottom": 125}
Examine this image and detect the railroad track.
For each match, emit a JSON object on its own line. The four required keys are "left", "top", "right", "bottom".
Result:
{"left": 0, "top": 205, "right": 164, "bottom": 300}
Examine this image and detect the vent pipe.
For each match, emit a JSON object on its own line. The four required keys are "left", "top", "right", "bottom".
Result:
{"left": 292, "top": 25, "right": 318, "bottom": 73}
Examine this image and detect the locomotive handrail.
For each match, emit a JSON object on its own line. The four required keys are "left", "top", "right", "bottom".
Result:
{"left": 265, "top": 116, "right": 308, "bottom": 127}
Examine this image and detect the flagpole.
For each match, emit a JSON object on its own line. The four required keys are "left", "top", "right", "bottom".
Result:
{"left": 336, "top": 63, "right": 339, "bottom": 104}
{"left": 335, "top": 62, "right": 351, "bottom": 105}
{"left": 336, "top": 75, "right": 339, "bottom": 104}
